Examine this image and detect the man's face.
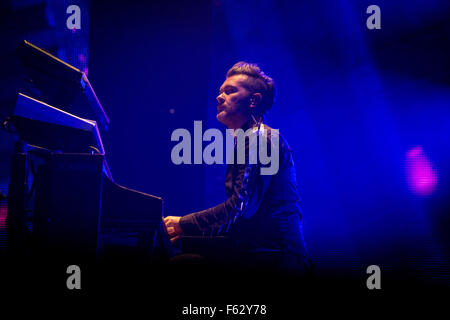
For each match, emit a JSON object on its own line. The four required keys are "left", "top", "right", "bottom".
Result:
{"left": 216, "top": 74, "right": 252, "bottom": 128}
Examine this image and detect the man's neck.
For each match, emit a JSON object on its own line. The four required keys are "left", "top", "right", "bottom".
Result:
{"left": 227, "top": 116, "right": 259, "bottom": 131}
{"left": 226, "top": 117, "right": 248, "bottom": 131}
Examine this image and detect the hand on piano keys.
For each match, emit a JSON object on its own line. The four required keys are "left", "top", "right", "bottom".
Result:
{"left": 163, "top": 216, "right": 184, "bottom": 243}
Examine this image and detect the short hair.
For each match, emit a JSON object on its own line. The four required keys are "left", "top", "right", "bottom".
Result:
{"left": 226, "top": 61, "right": 276, "bottom": 116}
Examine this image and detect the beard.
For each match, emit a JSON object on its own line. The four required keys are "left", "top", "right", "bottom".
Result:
{"left": 216, "top": 103, "right": 250, "bottom": 129}
{"left": 216, "top": 109, "right": 228, "bottom": 126}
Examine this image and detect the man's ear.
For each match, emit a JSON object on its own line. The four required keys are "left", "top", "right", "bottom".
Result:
{"left": 249, "top": 93, "right": 262, "bottom": 109}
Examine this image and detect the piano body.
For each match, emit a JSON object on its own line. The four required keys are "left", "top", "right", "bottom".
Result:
{"left": 5, "top": 42, "right": 171, "bottom": 269}
{"left": 6, "top": 93, "right": 169, "bottom": 266}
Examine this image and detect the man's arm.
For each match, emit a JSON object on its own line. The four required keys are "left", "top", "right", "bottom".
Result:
{"left": 178, "top": 161, "right": 272, "bottom": 236}
{"left": 164, "top": 159, "right": 272, "bottom": 241}
{"left": 164, "top": 126, "right": 279, "bottom": 241}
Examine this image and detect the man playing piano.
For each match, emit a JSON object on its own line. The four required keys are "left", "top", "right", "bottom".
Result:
{"left": 163, "top": 62, "right": 311, "bottom": 275}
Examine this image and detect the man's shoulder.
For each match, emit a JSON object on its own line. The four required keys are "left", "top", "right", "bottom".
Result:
{"left": 257, "top": 123, "right": 292, "bottom": 152}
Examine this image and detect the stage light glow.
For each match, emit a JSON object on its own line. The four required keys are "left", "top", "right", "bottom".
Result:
{"left": 78, "top": 53, "right": 86, "bottom": 63}
{"left": 0, "top": 202, "right": 6, "bottom": 229}
{"left": 405, "top": 146, "right": 438, "bottom": 196}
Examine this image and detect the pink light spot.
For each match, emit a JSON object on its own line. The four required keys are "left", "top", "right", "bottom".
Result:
{"left": 83, "top": 67, "right": 88, "bottom": 76}
{"left": 0, "top": 202, "right": 7, "bottom": 229}
{"left": 78, "top": 53, "right": 86, "bottom": 63}
{"left": 405, "top": 146, "right": 438, "bottom": 196}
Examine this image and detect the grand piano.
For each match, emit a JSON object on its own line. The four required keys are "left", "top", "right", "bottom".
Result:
{"left": 5, "top": 41, "right": 172, "bottom": 269}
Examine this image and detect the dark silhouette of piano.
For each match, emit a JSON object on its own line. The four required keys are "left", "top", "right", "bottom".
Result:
{"left": 4, "top": 42, "right": 171, "bottom": 276}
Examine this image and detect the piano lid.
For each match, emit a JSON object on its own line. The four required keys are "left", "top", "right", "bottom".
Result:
{"left": 13, "top": 93, "right": 105, "bottom": 155}
{"left": 11, "top": 93, "right": 113, "bottom": 179}
{"left": 17, "top": 40, "right": 110, "bottom": 132}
